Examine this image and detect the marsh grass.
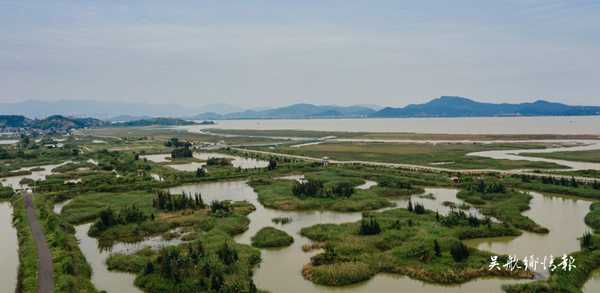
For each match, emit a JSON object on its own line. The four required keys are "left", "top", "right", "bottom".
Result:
{"left": 300, "top": 207, "right": 528, "bottom": 285}
{"left": 271, "top": 216, "right": 292, "bottom": 224}
{"left": 457, "top": 189, "right": 549, "bottom": 233}
{"left": 251, "top": 227, "right": 294, "bottom": 247}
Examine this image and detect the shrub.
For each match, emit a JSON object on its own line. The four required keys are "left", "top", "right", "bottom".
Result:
{"left": 450, "top": 242, "right": 470, "bottom": 262}
{"left": 251, "top": 227, "right": 294, "bottom": 247}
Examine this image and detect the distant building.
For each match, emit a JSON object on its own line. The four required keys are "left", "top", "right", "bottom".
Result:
{"left": 323, "top": 157, "right": 329, "bottom": 166}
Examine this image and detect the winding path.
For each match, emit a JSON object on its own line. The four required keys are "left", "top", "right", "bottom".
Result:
{"left": 20, "top": 190, "right": 54, "bottom": 293}
{"left": 233, "top": 148, "right": 600, "bottom": 182}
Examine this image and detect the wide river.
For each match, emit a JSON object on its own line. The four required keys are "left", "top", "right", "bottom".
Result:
{"left": 184, "top": 116, "right": 600, "bottom": 135}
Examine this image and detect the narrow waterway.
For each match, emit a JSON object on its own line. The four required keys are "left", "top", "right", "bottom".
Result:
{"left": 0, "top": 199, "right": 18, "bottom": 293}
{"left": 57, "top": 179, "right": 600, "bottom": 293}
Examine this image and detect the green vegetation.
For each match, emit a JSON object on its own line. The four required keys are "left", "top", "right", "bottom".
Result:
{"left": 251, "top": 227, "right": 294, "bottom": 247}
{"left": 11, "top": 193, "right": 101, "bottom": 293}
{"left": 271, "top": 216, "right": 292, "bottom": 224}
{"left": 256, "top": 141, "right": 570, "bottom": 170}
{"left": 105, "top": 230, "right": 262, "bottom": 293}
{"left": 0, "top": 185, "right": 13, "bottom": 198}
{"left": 114, "top": 117, "right": 197, "bottom": 127}
{"left": 300, "top": 207, "right": 529, "bottom": 286}
{"left": 585, "top": 202, "right": 600, "bottom": 233}
{"left": 11, "top": 196, "right": 38, "bottom": 293}
{"left": 171, "top": 147, "right": 192, "bottom": 158}
{"left": 503, "top": 243, "right": 600, "bottom": 293}
{"left": 457, "top": 181, "right": 549, "bottom": 233}
{"left": 206, "top": 157, "right": 231, "bottom": 166}
{"left": 251, "top": 178, "right": 392, "bottom": 212}
{"left": 504, "top": 174, "right": 600, "bottom": 200}
{"left": 521, "top": 149, "right": 600, "bottom": 164}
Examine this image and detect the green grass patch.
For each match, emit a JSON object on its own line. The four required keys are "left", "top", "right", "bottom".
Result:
{"left": 300, "top": 207, "right": 530, "bottom": 285}
{"left": 251, "top": 227, "right": 294, "bottom": 247}
{"left": 457, "top": 189, "right": 549, "bottom": 233}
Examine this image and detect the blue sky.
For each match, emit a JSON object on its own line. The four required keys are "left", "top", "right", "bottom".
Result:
{"left": 0, "top": 0, "right": 598, "bottom": 108}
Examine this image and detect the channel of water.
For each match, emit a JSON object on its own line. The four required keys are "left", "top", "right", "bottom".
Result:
{"left": 58, "top": 176, "right": 600, "bottom": 293}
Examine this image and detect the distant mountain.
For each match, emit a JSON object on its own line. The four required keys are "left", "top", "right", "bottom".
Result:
{"left": 223, "top": 104, "right": 375, "bottom": 118}
{"left": 370, "top": 96, "right": 600, "bottom": 118}
{"left": 355, "top": 103, "right": 384, "bottom": 111}
{"left": 308, "top": 110, "right": 344, "bottom": 117}
{"left": 109, "top": 115, "right": 153, "bottom": 122}
{"left": 0, "top": 100, "right": 247, "bottom": 118}
{"left": 195, "top": 103, "right": 246, "bottom": 115}
{"left": 194, "top": 112, "right": 223, "bottom": 119}
{"left": 249, "top": 107, "right": 272, "bottom": 111}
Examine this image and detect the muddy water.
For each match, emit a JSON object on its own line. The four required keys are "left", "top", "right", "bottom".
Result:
{"left": 467, "top": 140, "right": 600, "bottom": 171}
{"left": 0, "top": 200, "right": 18, "bottom": 292}
{"left": 64, "top": 179, "right": 600, "bottom": 293}
{"left": 75, "top": 223, "right": 143, "bottom": 293}
{"left": 463, "top": 191, "right": 597, "bottom": 276}
{"left": 583, "top": 269, "right": 600, "bottom": 293}
{"left": 1, "top": 161, "right": 71, "bottom": 190}
{"left": 165, "top": 182, "right": 526, "bottom": 293}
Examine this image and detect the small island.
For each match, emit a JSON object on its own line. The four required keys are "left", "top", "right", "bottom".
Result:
{"left": 251, "top": 227, "right": 294, "bottom": 248}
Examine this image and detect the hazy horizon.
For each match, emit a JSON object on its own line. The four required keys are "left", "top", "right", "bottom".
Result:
{"left": 1, "top": 1, "right": 599, "bottom": 108}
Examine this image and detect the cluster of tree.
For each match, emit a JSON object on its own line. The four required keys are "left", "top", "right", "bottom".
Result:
{"left": 206, "top": 157, "right": 231, "bottom": 166}
{"left": 407, "top": 199, "right": 426, "bottom": 215}
{"left": 267, "top": 160, "right": 277, "bottom": 171}
{"left": 92, "top": 205, "right": 147, "bottom": 231}
{"left": 467, "top": 180, "right": 507, "bottom": 194}
{"left": 359, "top": 217, "right": 382, "bottom": 236}
{"left": 377, "top": 177, "right": 412, "bottom": 189}
{"left": 581, "top": 231, "right": 594, "bottom": 249}
{"left": 291, "top": 180, "right": 355, "bottom": 199}
{"left": 516, "top": 174, "right": 587, "bottom": 188}
{"left": 116, "top": 118, "right": 197, "bottom": 128}
{"left": 153, "top": 190, "right": 203, "bottom": 211}
{"left": 171, "top": 147, "right": 193, "bottom": 158}
{"left": 196, "top": 167, "right": 206, "bottom": 177}
{"left": 593, "top": 181, "right": 600, "bottom": 190}
{"left": 210, "top": 200, "right": 232, "bottom": 217}
{"left": 450, "top": 242, "right": 471, "bottom": 262}
{"left": 439, "top": 210, "right": 488, "bottom": 228}
{"left": 144, "top": 241, "right": 250, "bottom": 292}
{"left": 164, "top": 138, "right": 192, "bottom": 148}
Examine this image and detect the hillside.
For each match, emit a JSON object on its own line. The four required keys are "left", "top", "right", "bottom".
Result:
{"left": 370, "top": 96, "right": 600, "bottom": 118}
{"left": 113, "top": 117, "right": 198, "bottom": 127}
{"left": 0, "top": 115, "right": 28, "bottom": 128}
{"left": 30, "top": 115, "right": 106, "bottom": 130}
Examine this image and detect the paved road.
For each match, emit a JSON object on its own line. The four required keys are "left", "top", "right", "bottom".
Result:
{"left": 233, "top": 148, "right": 600, "bottom": 183}
{"left": 21, "top": 190, "right": 54, "bottom": 293}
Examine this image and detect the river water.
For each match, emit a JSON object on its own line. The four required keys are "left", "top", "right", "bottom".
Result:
{"left": 55, "top": 179, "right": 595, "bottom": 293}
{"left": 184, "top": 116, "right": 600, "bottom": 135}
{"left": 0, "top": 199, "right": 18, "bottom": 292}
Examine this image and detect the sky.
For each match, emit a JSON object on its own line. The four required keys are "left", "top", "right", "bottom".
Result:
{"left": 0, "top": 0, "right": 599, "bottom": 109}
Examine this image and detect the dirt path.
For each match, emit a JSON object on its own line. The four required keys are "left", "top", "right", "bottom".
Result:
{"left": 233, "top": 148, "right": 600, "bottom": 182}
{"left": 20, "top": 191, "right": 54, "bottom": 293}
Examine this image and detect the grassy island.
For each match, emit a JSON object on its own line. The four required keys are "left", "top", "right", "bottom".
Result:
{"left": 251, "top": 227, "right": 294, "bottom": 247}
{"left": 456, "top": 181, "right": 549, "bottom": 233}
{"left": 106, "top": 230, "right": 264, "bottom": 293}
{"left": 249, "top": 169, "right": 425, "bottom": 212}
{"left": 300, "top": 207, "right": 531, "bottom": 286}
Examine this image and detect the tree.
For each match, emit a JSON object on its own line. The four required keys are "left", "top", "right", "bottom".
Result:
{"left": 196, "top": 168, "right": 206, "bottom": 177}
{"left": 268, "top": 160, "right": 277, "bottom": 171}
{"left": 407, "top": 199, "right": 413, "bottom": 212}
{"left": 434, "top": 239, "right": 441, "bottom": 257}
